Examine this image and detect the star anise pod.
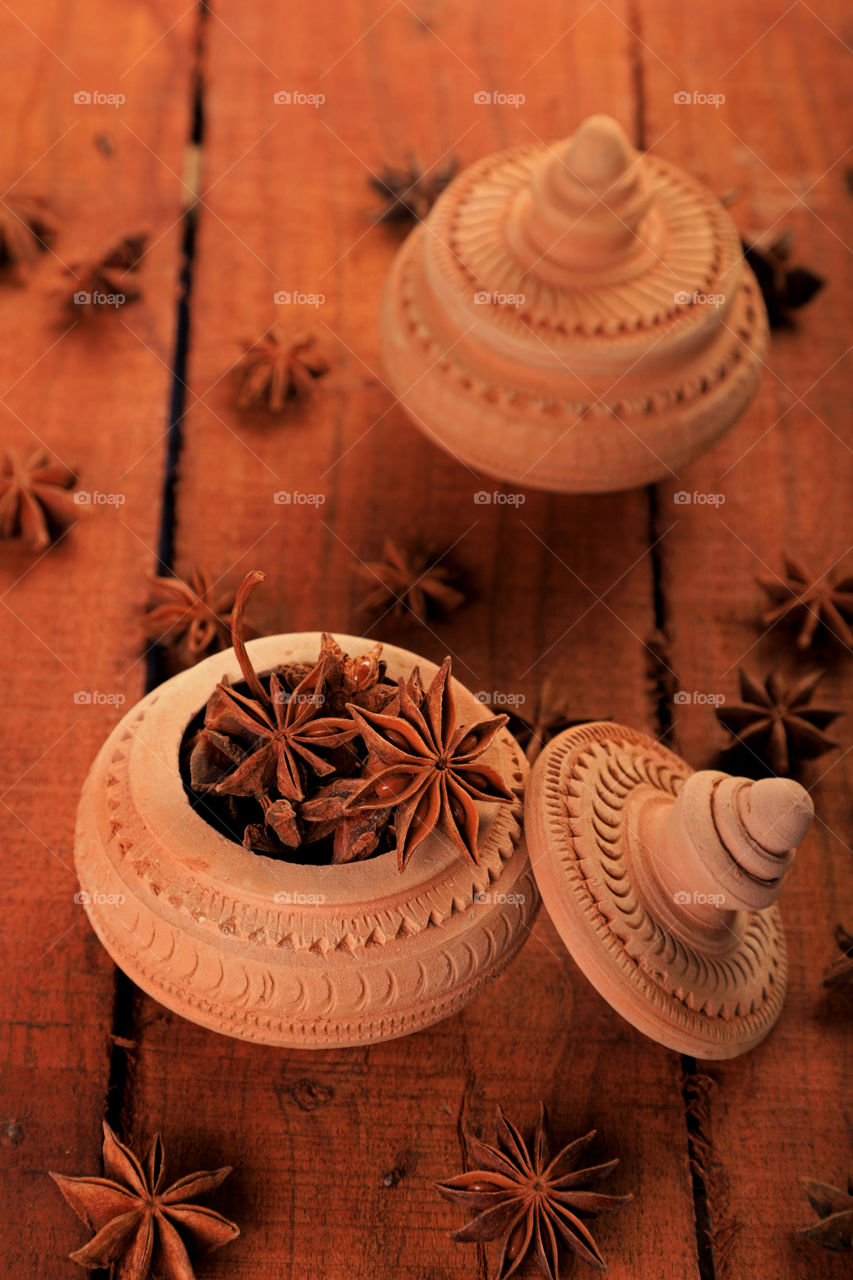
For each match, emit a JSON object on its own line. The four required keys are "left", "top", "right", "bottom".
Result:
{"left": 0, "top": 447, "right": 78, "bottom": 549}
{"left": 506, "top": 676, "right": 593, "bottom": 765}
{"left": 343, "top": 655, "right": 514, "bottom": 868}
{"left": 285, "top": 633, "right": 393, "bottom": 714}
{"left": 823, "top": 924, "right": 853, "bottom": 990}
{"left": 437, "top": 1104, "right": 631, "bottom": 1279}
{"left": 369, "top": 154, "right": 458, "bottom": 222}
{"left": 143, "top": 570, "right": 241, "bottom": 668}
{"left": 50, "top": 1120, "right": 239, "bottom": 1280}
{"left": 66, "top": 232, "right": 147, "bottom": 315}
{"left": 716, "top": 667, "right": 842, "bottom": 775}
{"left": 357, "top": 537, "right": 465, "bottom": 623}
{"left": 758, "top": 552, "right": 853, "bottom": 650}
{"left": 189, "top": 571, "right": 356, "bottom": 802}
{"left": 800, "top": 1168, "right": 853, "bottom": 1252}
{"left": 234, "top": 330, "right": 328, "bottom": 412}
{"left": 741, "top": 230, "right": 824, "bottom": 329}
{"left": 300, "top": 776, "right": 393, "bottom": 863}
{"left": 0, "top": 194, "right": 57, "bottom": 277}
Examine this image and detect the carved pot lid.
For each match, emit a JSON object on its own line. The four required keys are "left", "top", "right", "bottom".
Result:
{"left": 524, "top": 722, "right": 813, "bottom": 1059}
{"left": 380, "top": 115, "right": 768, "bottom": 493}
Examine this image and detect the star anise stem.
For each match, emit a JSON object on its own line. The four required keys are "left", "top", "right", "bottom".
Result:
{"left": 230, "top": 568, "right": 269, "bottom": 705}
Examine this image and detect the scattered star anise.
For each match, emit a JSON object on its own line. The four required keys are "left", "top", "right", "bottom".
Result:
{"left": 437, "top": 1104, "right": 631, "bottom": 1279}
{"left": 0, "top": 447, "right": 78, "bottom": 549}
{"left": 741, "top": 230, "right": 824, "bottom": 329}
{"left": 758, "top": 552, "right": 853, "bottom": 650}
{"left": 66, "top": 232, "right": 147, "bottom": 315}
{"left": 50, "top": 1120, "right": 239, "bottom": 1280}
{"left": 370, "top": 154, "right": 457, "bottom": 222}
{"left": 234, "top": 330, "right": 328, "bottom": 412}
{"left": 0, "top": 194, "right": 57, "bottom": 277}
{"left": 506, "top": 676, "right": 592, "bottom": 765}
{"left": 716, "top": 667, "right": 842, "bottom": 776}
{"left": 343, "top": 655, "right": 514, "bottom": 868}
{"left": 357, "top": 537, "right": 465, "bottom": 623}
{"left": 800, "top": 1168, "right": 853, "bottom": 1253}
{"left": 823, "top": 924, "right": 853, "bottom": 990}
{"left": 189, "top": 572, "right": 356, "bottom": 802}
{"left": 143, "top": 570, "right": 241, "bottom": 669}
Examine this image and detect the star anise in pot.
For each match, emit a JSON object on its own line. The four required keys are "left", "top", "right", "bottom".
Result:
{"left": 437, "top": 1103, "right": 631, "bottom": 1278}
{"left": 343, "top": 655, "right": 514, "bottom": 868}
{"left": 285, "top": 633, "right": 394, "bottom": 714}
{"left": 370, "top": 154, "right": 458, "bottom": 223}
{"left": 50, "top": 1121, "right": 239, "bottom": 1280}
{"left": 189, "top": 572, "right": 357, "bottom": 803}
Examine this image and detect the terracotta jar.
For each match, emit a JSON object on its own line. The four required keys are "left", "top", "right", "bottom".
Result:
{"left": 380, "top": 115, "right": 768, "bottom": 492}
{"left": 75, "top": 638, "right": 813, "bottom": 1058}
{"left": 74, "top": 636, "right": 536, "bottom": 1049}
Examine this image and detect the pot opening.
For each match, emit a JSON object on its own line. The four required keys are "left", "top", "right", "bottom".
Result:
{"left": 178, "top": 642, "right": 404, "bottom": 868}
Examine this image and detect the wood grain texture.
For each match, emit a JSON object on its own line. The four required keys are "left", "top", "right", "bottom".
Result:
{"left": 638, "top": 3, "right": 852, "bottom": 1277}
{"left": 0, "top": 1, "right": 194, "bottom": 1275}
{"left": 122, "top": 2, "right": 699, "bottom": 1278}
{"left": 0, "top": 2, "right": 849, "bottom": 1279}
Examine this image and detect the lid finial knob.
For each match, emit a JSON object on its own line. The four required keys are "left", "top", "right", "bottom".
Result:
{"left": 655, "top": 770, "right": 814, "bottom": 916}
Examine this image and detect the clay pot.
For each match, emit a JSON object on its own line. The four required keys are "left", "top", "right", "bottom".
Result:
{"left": 75, "top": 642, "right": 815, "bottom": 1058}
{"left": 74, "top": 635, "right": 536, "bottom": 1049}
{"left": 380, "top": 115, "right": 768, "bottom": 493}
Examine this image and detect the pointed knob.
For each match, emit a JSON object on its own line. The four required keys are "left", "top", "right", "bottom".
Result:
{"left": 509, "top": 114, "right": 652, "bottom": 273}
{"left": 657, "top": 771, "right": 813, "bottom": 914}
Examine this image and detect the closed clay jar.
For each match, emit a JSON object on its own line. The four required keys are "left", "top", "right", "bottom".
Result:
{"left": 74, "top": 635, "right": 537, "bottom": 1048}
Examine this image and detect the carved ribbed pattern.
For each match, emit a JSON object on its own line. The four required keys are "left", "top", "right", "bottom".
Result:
{"left": 442, "top": 147, "right": 731, "bottom": 337}
{"left": 540, "top": 723, "right": 787, "bottom": 1051}
{"left": 74, "top": 681, "right": 539, "bottom": 1047}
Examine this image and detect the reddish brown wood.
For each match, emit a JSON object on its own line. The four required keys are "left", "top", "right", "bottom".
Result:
{"left": 123, "top": 2, "right": 699, "bottom": 1278}
{"left": 0, "top": 3, "right": 849, "bottom": 1280}
{"left": 639, "top": 3, "right": 852, "bottom": 1277}
{"left": 0, "top": 3, "right": 195, "bottom": 1277}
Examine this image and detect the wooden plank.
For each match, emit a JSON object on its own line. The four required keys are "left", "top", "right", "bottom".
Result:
{"left": 637, "top": 3, "right": 853, "bottom": 1277}
{"left": 121, "top": 3, "right": 702, "bottom": 1278}
{"left": 0, "top": 2, "right": 195, "bottom": 1275}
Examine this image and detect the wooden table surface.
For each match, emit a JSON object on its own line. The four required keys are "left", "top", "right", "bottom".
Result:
{"left": 1, "top": 2, "right": 850, "bottom": 1278}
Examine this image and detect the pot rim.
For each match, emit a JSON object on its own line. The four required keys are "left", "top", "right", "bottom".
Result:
{"left": 114, "top": 632, "right": 524, "bottom": 914}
